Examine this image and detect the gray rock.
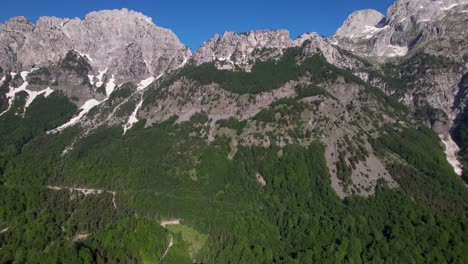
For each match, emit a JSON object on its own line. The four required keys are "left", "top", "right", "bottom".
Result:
{"left": 331, "top": 0, "right": 468, "bottom": 142}
{"left": 26, "top": 50, "right": 102, "bottom": 106}
{"left": 0, "top": 9, "right": 191, "bottom": 83}
{"left": 332, "top": 0, "right": 468, "bottom": 59}
{"left": 0, "top": 17, "right": 34, "bottom": 72}
{"left": 334, "top": 9, "right": 385, "bottom": 39}
{"left": 191, "top": 30, "right": 293, "bottom": 71}
{"left": 191, "top": 30, "right": 365, "bottom": 72}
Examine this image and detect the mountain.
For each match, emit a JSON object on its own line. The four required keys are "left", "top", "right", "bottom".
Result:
{"left": 333, "top": 0, "right": 468, "bottom": 124}
{"left": 0, "top": 1, "right": 467, "bottom": 263}
{"left": 0, "top": 9, "right": 190, "bottom": 82}
{"left": 332, "top": 0, "right": 468, "bottom": 181}
{"left": 333, "top": 0, "right": 468, "bottom": 60}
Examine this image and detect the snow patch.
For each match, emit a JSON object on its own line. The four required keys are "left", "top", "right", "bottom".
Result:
{"left": 20, "top": 71, "right": 29, "bottom": 81}
{"left": 439, "top": 134, "right": 463, "bottom": 176}
{"left": 181, "top": 56, "right": 188, "bottom": 67}
{"left": 49, "top": 99, "right": 102, "bottom": 133}
{"left": 385, "top": 45, "right": 408, "bottom": 57}
{"left": 105, "top": 75, "right": 116, "bottom": 96}
{"left": 122, "top": 75, "right": 163, "bottom": 134}
{"left": 0, "top": 84, "right": 22, "bottom": 117}
{"left": 217, "top": 53, "right": 235, "bottom": 65}
{"left": 361, "top": 25, "right": 389, "bottom": 39}
{"left": 0, "top": 71, "right": 55, "bottom": 116}
{"left": 95, "top": 68, "right": 108, "bottom": 88}
{"left": 24, "top": 87, "right": 54, "bottom": 109}
{"left": 75, "top": 50, "right": 93, "bottom": 63}
{"left": 348, "top": 25, "right": 389, "bottom": 39}
{"left": 123, "top": 99, "right": 143, "bottom": 135}
{"left": 62, "top": 145, "right": 74, "bottom": 156}
{"left": 88, "top": 75, "right": 95, "bottom": 86}
{"left": 137, "top": 76, "right": 156, "bottom": 91}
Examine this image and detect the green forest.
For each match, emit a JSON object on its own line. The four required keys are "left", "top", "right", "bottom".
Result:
{"left": 0, "top": 94, "right": 466, "bottom": 263}
{"left": 0, "top": 54, "right": 467, "bottom": 263}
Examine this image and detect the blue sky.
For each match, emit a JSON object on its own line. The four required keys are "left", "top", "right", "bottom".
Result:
{"left": 0, "top": 0, "right": 395, "bottom": 51}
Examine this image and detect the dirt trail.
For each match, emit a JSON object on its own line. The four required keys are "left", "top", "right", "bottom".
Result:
{"left": 160, "top": 219, "right": 180, "bottom": 228}
{"left": 160, "top": 235, "right": 174, "bottom": 262}
{"left": 158, "top": 219, "right": 180, "bottom": 262}
{"left": 47, "top": 186, "right": 118, "bottom": 209}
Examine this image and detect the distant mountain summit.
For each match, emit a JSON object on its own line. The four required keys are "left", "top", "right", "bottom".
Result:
{"left": 333, "top": 0, "right": 468, "bottom": 60}
{"left": 0, "top": 9, "right": 191, "bottom": 83}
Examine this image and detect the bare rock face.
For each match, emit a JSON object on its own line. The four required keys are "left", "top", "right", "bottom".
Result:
{"left": 332, "top": 0, "right": 468, "bottom": 139}
{"left": 0, "top": 9, "right": 191, "bottom": 83}
{"left": 111, "top": 43, "right": 150, "bottom": 80}
{"left": 191, "top": 29, "right": 366, "bottom": 73}
{"left": 26, "top": 50, "right": 104, "bottom": 106}
{"left": 299, "top": 32, "right": 367, "bottom": 73}
{"left": 191, "top": 30, "right": 294, "bottom": 71}
{"left": 332, "top": 0, "right": 468, "bottom": 60}
{"left": 334, "top": 9, "right": 386, "bottom": 39}
{"left": 0, "top": 17, "right": 34, "bottom": 72}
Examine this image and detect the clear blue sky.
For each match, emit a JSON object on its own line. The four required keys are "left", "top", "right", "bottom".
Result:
{"left": 0, "top": 0, "right": 396, "bottom": 51}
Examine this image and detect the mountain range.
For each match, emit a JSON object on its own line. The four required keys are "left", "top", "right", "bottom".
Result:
{"left": 0, "top": 0, "right": 467, "bottom": 263}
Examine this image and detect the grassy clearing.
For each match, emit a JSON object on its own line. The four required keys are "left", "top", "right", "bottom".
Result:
{"left": 166, "top": 224, "right": 208, "bottom": 258}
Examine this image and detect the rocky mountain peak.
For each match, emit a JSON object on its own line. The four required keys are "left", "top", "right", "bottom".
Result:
{"left": 332, "top": 0, "right": 468, "bottom": 59}
{"left": 0, "top": 9, "right": 191, "bottom": 83}
{"left": 191, "top": 29, "right": 294, "bottom": 71}
{"left": 1, "top": 16, "right": 34, "bottom": 35}
{"left": 84, "top": 8, "right": 152, "bottom": 22}
{"left": 334, "top": 9, "right": 386, "bottom": 39}
{"left": 191, "top": 30, "right": 350, "bottom": 71}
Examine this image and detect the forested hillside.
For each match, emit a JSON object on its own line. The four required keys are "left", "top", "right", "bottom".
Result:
{"left": 0, "top": 88, "right": 467, "bottom": 262}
